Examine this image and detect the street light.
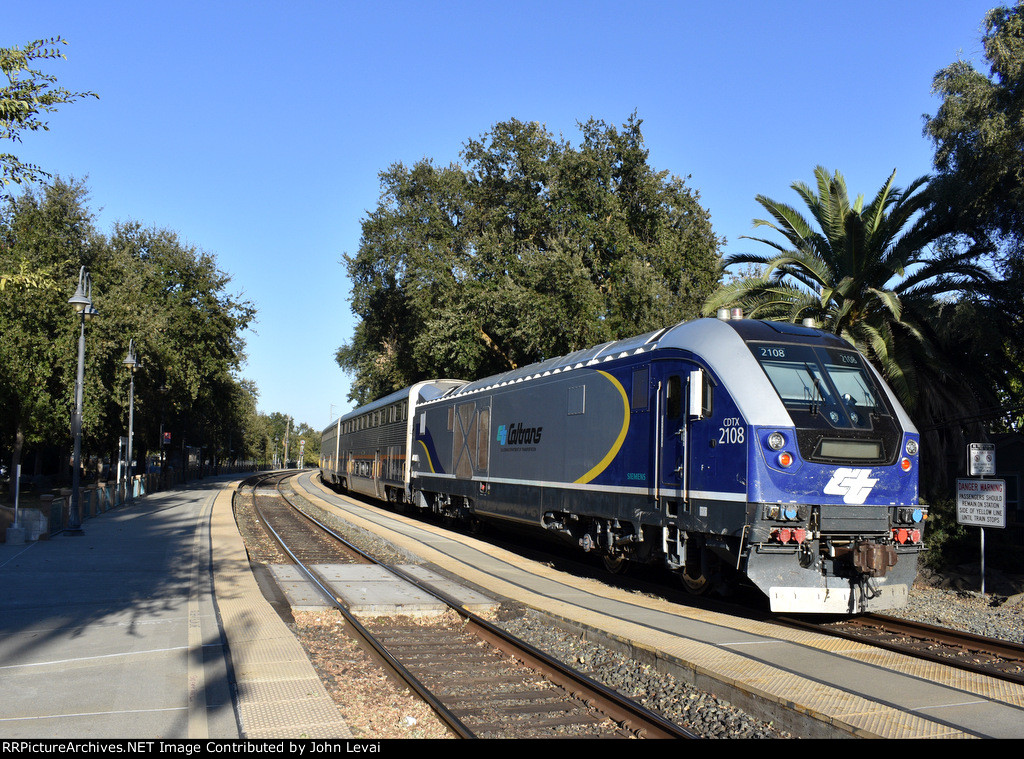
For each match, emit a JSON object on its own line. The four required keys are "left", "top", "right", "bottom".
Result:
{"left": 68, "top": 267, "right": 98, "bottom": 534}
{"left": 158, "top": 384, "right": 168, "bottom": 488}
{"left": 123, "top": 339, "right": 138, "bottom": 503}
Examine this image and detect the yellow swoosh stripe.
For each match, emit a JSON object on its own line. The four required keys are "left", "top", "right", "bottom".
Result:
{"left": 417, "top": 440, "right": 437, "bottom": 473}
{"left": 574, "top": 370, "right": 630, "bottom": 484}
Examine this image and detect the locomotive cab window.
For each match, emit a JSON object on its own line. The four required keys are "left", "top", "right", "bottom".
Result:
{"left": 751, "top": 342, "right": 891, "bottom": 429}
{"left": 700, "top": 372, "right": 714, "bottom": 418}
{"left": 686, "top": 370, "right": 713, "bottom": 420}
{"left": 666, "top": 375, "right": 682, "bottom": 420}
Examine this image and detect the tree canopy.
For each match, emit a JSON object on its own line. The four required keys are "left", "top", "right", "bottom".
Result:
{"left": 337, "top": 115, "right": 724, "bottom": 404}
{"left": 1, "top": 37, "right": 97, "bottom": 193}
{"left": 0, "top": 178, "right": 259, "bottom": 496}
{"left": 925, "top": 2, "right": 1024, "bottom": 258}
{"left": 922, "top": 1, "right": 1024, "bottom": 464}
{"left": 703, "top": 167, "right": 992, "bottom": 405}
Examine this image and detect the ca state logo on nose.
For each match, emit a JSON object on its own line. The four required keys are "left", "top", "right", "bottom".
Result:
{"left": 823, "top": 468, "right": 878, "bottom": 504}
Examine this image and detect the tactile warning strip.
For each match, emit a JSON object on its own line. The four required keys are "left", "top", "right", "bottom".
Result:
{"left": 210, "top": 487, "right": 352, "bottom": 738}
{"left": 647, "top": 634, "right": 970, "bottom": 739}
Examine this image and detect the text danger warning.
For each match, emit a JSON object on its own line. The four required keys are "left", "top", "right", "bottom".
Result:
{"left": 956, "top": 478, "right": 1006, "bottom": 528}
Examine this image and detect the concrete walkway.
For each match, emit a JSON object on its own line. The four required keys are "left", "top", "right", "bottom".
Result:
{"left": 0, "top": 475, "right": 350, "bottom": 739}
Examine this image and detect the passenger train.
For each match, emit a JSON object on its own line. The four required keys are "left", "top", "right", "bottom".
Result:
{"left": 320, "top": 312, "right": 927, "bottom": 614}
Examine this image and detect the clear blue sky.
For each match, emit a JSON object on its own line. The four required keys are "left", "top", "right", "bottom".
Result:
{"left": 6, "top": 0, "right": 997, "bottom": 431}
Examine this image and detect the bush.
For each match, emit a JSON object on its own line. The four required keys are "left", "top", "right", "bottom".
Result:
{"left": 920, "top": 497, "right": 972, "bottom": 569}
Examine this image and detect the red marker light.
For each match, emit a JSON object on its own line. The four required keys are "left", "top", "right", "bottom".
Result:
{"left": 778, "top": 452, "right": 793, "bottom": 468}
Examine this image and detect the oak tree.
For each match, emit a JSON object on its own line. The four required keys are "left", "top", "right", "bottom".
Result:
{"left": 338, "top": 115, "right": 723, "bottom": 404}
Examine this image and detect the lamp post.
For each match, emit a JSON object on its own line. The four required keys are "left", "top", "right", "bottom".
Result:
{"left": 68, "top": 267, "right": 98, "bottom": 534}
{"left": 123, "top": 340, "right": 138, "bottom": 503}
{"left": 158, "top": 384, "right": 168, "bottom": 489}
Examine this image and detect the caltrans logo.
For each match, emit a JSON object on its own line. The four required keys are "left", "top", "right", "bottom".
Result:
{"left": 824, "top": 468, "right": 878, "bottom": 504}
{"left": 497, "top": 422, "right": 543, "bottom": 446}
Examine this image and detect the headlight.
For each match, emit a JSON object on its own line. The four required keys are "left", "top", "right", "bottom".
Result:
{"left": 767, "top": 432, "right": 785, "bottom": 450}
{"left": 906, "top": 439, "right": 919, "bottom": 456}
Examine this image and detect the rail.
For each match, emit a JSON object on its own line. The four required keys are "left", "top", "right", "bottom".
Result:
{"left": 240, "top": 471, "right": 698, "bottom": 739}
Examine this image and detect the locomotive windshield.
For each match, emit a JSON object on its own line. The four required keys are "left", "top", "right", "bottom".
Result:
{"left": 751, "top": 342, "right": 889, "bottom": 430}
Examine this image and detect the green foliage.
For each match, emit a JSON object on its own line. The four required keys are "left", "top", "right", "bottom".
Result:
{"left": 338, "top": 115, "right": 723, "bottom": 404}
{"left": 0, "top": 260, "right": 59, "bottom": 290}
{"left": 918, "top": 498, "right": 971, "bottom": 570}
{"left": 704, "top": 167, "right": 992, "bottom": 402}
{"left": 0, "top": 179, "right": 260, "bottom": 495}
{"left": 0, "top": 37, "right": 98, "bottom": 191}
{"left": 0, "top": 179, "right": 100, "bottom": 473}
{"left": 925, "top": 2, "right": 1024, "bottom": 255}
{"left": 243, "top": 412, "right": 319, "bottom": 468}
{"left": 90, "top": 218, "right": 257, "bottom": 465}
{"left": 919, "top": 1, "right": 1024, "bottom": 497}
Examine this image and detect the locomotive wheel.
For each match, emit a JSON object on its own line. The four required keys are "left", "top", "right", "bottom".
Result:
{"left": 679, "top": 569, "right": 711, "bottom": 595}
{"left": 602, "top": 554, "right": 629, "bottom": 575}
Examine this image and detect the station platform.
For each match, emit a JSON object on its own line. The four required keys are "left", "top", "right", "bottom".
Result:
{"left": 0, "top": 475, "right": 351, "bottom": 739}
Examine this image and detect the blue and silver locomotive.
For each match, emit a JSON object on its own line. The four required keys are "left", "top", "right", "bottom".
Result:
{"left": 322, "top": 313, "right": 927, "bottom": 614}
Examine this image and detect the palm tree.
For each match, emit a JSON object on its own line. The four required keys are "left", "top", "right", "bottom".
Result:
{"left": 704, "top": 166, "right": 993, "bottom": 413}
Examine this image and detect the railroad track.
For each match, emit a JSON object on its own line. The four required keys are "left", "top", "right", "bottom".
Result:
{"left": 265, "top": 473, "right": 1024, "bottom": 698}
{"left": 237, "top": 471, "right": 697, "bottom": 739}
{"left": 808, "top": 614, "right": 1024, "bottom": 686}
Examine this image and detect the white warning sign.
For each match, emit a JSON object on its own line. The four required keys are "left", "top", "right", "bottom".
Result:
{"left": 956, "top": 478, "right": 1006, "bottom": 528}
